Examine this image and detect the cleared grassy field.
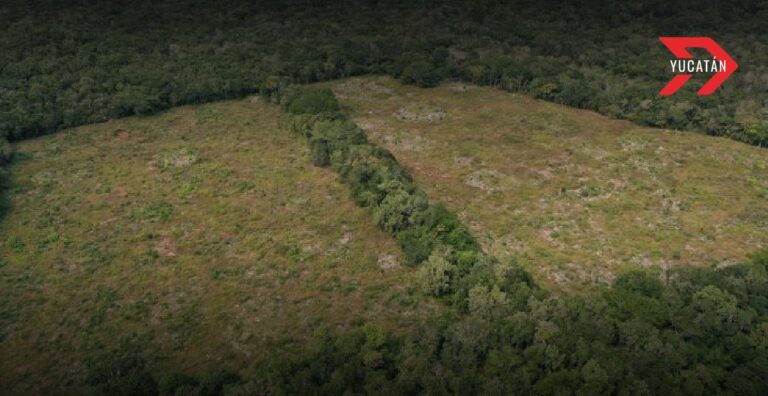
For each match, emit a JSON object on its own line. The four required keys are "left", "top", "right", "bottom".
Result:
{"left": 331, "top": 76, "right": 768, "bottom": 291}
{"left": 0, "top": 98, "right": 429, "bottom": 393}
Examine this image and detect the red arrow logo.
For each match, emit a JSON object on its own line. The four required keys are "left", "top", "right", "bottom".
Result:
{"left": 659, "top": 37, "right": 738, "bottom": 96}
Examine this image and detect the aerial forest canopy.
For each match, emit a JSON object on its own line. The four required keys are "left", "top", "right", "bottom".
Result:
{"left": 1, "top": 0, "right": 767, "bottom": 145}
{"left": 1, "top": 1, "right": 768, "bottom": 395}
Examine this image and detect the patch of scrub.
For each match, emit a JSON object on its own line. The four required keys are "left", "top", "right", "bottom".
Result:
{"left": 463, "top": 169, "right": 517, "bottom": 192}
{"left": 0, "top": 98, "right": 429, "bottom": 393}
{"left": 154, "top": 147, "right": 199, "bottom": 169}
{"left": 333, "top": 77, "right": 395, "bottom": 99}
{"left": 393, "top": 103, "right": 446, "bottom": 122}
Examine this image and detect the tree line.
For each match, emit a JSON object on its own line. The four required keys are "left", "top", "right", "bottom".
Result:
{"left": 0, "top": 0, "right": 766, "bottom": 146}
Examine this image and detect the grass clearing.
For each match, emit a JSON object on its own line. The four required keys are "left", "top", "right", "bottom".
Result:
{"left": 331, "top": 76, "right": 768, "bottom": 291}
{"left": 0, "top": 98, "right": 431, "bottom": 394}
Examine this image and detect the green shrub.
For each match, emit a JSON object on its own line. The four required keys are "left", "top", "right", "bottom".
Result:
{"left": 0, "top": 139, "right": 11, "bottom": 165}
{"left": 613, "top": 270, "right": 664, "bottom": 298}
{"left": 397, "top": 226, "right": 437, "bottom": 264}
{"left": 158, "top": 372, "right": 199, "bottom": 395}
{"left": 692, "top": 286, "right": 740, "bottom": 324}
{"left": 0, "top": 166, "right": 8, "bottom": 191}
{"left": 400, "top": 60, "right": 442, "bottom": 88}
{"left": 310, "top": 120, "right": 367, "bottom": 152}
{"left": 750, "top": 249, "right": 768, "bottom": 269}
{"left": 373, "top": 189, "right": 428, "bottom": 233}
{"left": 417, "top": 248, "right": 456, "bottom": 296}
{"left": 335, "top": 148, "right": 414, "bottom": 208}
{"left": 285, "top": 87, "right": 341, "bottom": 117}
{"left": 468, "top": 285, "right": 509, "bottom": 319}
{"left": 286, "top": 113, "right": 328, "bottom": 138}
{"left": 411, "top": 203, "right": 479, "bottom": 255}
{"left": 309, "top": 139, "right": 330, "bottom": 166}
{"left": 345, "top": 165, "right": 384, "bottom": 206}
{"left": 198, "top": 370, "right": 242, "bottom": 396}
{"left": 441, "top": 223, "right": 477, "bottom": 253}
{"left": 494, "top": 258, "right": 536, "bottom": 291}
{"left": 87, "top": 354, "right": 158, "bottom": 396}
{"left": 142, "top": 201, "right": 173, "bottom": 223}
{"left": 260, "top": 75, "right": 292, "bottom": 102}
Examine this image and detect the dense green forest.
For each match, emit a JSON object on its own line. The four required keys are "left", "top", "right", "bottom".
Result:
{"left": 2, "top": 0, "right": 768, "bottom": 394}
{"left": 1, "top": 0, "right": 767, "bottom": 146}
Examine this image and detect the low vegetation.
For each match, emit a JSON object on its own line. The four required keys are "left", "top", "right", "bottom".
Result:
{"left": 332, "top": 76, "right": 768, "bottom": 290}
{"left": 0, "top": 139, "right": 11, "bottom": 218}
{"left": 0, "top": 98, "right": 431, "bottom": 394}
{"left": 244, "top": 85, "right": 768, "bottom": 395}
